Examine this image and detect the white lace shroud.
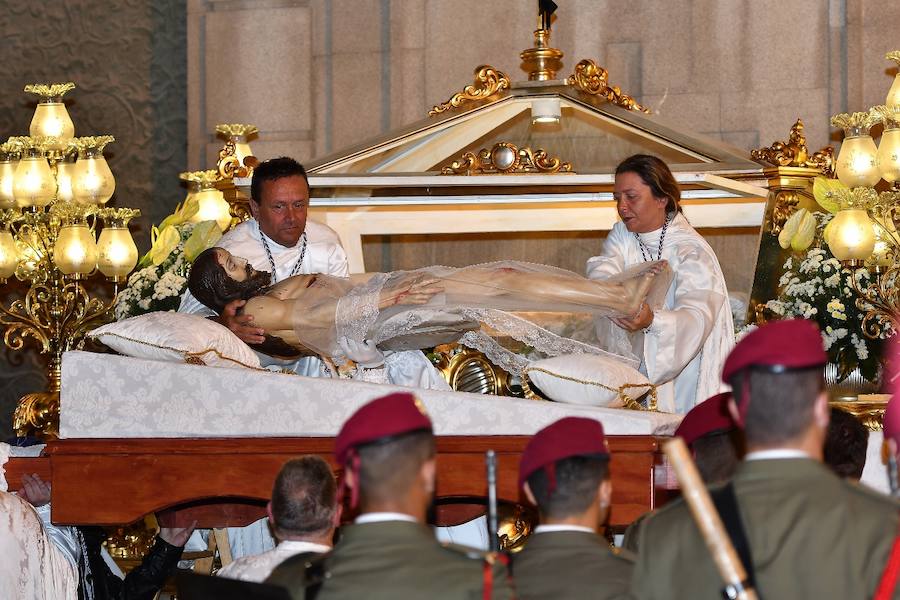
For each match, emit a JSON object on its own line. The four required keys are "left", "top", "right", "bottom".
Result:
{"left": 0, "top": 492, "right": 78, "bottom": 600}
{"left": 322, "top": 260, "right": 670, "bottom": 374}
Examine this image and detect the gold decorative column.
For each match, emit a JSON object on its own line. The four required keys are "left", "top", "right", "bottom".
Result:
{"left": 747, "top": 120, "right": 834, "bottom": 322}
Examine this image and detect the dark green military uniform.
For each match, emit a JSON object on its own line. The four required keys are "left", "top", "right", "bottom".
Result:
{"left": 269, "top": 520, "right": 515, "bottom": 600}
{"left": 632, "top": 458, "right": 900, "bottom": 599}
{"left": 512, "top": 530, "right": 633, "bottom": 599}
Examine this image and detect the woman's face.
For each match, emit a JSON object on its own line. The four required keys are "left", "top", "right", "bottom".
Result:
{"left": 614, "top": 171, "right": 668, "bottom": 233}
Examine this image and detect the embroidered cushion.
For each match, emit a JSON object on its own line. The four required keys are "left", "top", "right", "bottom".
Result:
{"left": 524, "top": 353, "right": 653, "bottom": 409}
{"left": 89, "top": 312, "right": 261, "bottom": 369}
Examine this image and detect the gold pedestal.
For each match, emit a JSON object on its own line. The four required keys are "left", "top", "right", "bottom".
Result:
{"left": 12, "top": 359, "right": 61, "bottom": 439}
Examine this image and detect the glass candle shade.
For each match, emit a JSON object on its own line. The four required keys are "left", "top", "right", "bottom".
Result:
{"left": 96, "top": 225, "right": 138, "bottom": 281}
{"left": 13, "top": 152, "right": 56, "bottom": 208}
{"left": 836, "top": 131, "right": 881, "bottom": 188}
{"left": 55, "top": 160, "right": 77, "bottom": 203}
{"left": 190, "top": 188, "right": 232, "bottom": 231}
{"left": 878, "top": 127, "right": 900, "bottom": 184}
{"left": 29, "top": 102, "right": 75, "bottom": 150}
{"left": 0, "top": 229, "right": 18, "bottom": 279}
{"left": 827, "top": 208, "right": 876, "bottom": 261}
{"left": 0, "top": 159, "right": 17, "bottom": 209}
{"left": 54, "top": 223, "right": 97, "bottom": 276}
{"left": 72, "top": 150, "right": 115, "bottom": 205}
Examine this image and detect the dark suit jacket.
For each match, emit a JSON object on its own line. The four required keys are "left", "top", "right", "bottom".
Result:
{"left": 512, "top": 530, "right": 633, "bottom": 600}
{"left": 632, "top": 458, "right": 900, "bottom": 599}
{"left": 271, "top": 520, "right": 515, "bottom": 600}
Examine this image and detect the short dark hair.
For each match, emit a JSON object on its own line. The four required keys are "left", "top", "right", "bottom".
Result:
{"left": 693, "top": 429, "right": 744, "bottom": 485}
{"left": 526, "top": 454, "right": 609, "bottom": 520}
{"left": 251, "top": 157, "right": 308, "bottom": 205}
{"left": 824, "top": 408, "right": 869, "bottom": 480}
{"left": 187, "top": 247, "right": 268, "bottom": 313}
{"left": 615, "top": 154, "right": 682, "bottom": 214}
{"left": 729, "top": 367, "right": 824, "bottom": 446}
{"left": 357, "top": 430, "right": 435, "bottom": 508}
{"left": 270, "top": 456, "right": 337, "bottom": 538}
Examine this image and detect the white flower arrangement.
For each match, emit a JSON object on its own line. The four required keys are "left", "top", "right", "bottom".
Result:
{"left": 115, "top": 199, "right": 223, "bottom": 320}
{"left": 763, "top": 210, "right": 890, "bottom": 383}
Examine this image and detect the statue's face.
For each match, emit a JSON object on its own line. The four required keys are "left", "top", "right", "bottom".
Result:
{"left": 215, "top": 249, "right": 271, "bottom": 289}
{"left": 251, "top": 175, "right": 309, "bottom": 247}
{"left": 614, "top": 171, "right": 668, "bottom": 233}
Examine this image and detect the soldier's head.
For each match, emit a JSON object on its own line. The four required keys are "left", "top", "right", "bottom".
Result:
{"left": 723, "top": 319, "right": 828, "bottom": 453}
{"left": 335, "top": 392, "right": 435, "bottom": 519}
{"left": 519, "top": 417, "right": 611, "bottom": 528}
{"left": 188, "top": 247, "right": 271, "bottom": 313}
{"left": 675, "top": 392, "right": 743, "bottom": 485}
{"left": 268, "top": 455, "right": 337, "bottom": 543}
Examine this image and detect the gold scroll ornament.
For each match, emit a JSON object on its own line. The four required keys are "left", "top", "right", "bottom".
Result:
{"left": 441, "top": 142, "right": 572, "bottom": 175}
{"left": 566, "top": 59, "right": 649, "bottom": 113}
{"left": 429, "top": 65, "right": 511, "bottom": 117}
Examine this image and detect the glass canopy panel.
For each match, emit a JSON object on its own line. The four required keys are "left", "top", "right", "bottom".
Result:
{"left": 423, "top": 99, "right": 706, "bottom": 172}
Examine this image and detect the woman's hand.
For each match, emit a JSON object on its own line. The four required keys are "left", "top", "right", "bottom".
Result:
{"left": 612, "top": 302, "right": 654, "bottom": 332}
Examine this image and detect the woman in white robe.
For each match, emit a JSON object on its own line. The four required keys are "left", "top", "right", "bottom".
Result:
{"left": 587, "top": 154, "right": 735, "bottom": 413}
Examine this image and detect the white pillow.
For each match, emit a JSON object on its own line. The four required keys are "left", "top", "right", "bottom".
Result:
{"left": 524, "top": 353, "right": 652, "bottom": 408}
{"left": 89, "top": 312, "right": 261, "bottom": 369}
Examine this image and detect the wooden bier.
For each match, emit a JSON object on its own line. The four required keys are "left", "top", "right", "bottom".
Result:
{"left": 6, "top": 435, "right": 672, "bottom": 530}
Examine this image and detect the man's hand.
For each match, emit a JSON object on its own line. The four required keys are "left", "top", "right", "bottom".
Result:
{"left": 17, "top": 473, "right": 51, "bottom": 507}
{"left": 339, "top": 337, "right": 385, "bottom": 368}
{"left": 157, "top": 520, "right": 197, "bottom": 548}
{"left": 219, "top": 298, "right": 265, "bottom": 344}
{"left": 612, "top": 302, "right": 654, "bottom": 333}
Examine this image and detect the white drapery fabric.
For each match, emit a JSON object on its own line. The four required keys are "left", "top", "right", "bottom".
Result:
{"left": 0, "top": 492, "right": 78, "bottom": 599}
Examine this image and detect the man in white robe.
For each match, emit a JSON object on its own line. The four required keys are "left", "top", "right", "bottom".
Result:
{"left": 587, "top": 211, "right": 734, "bottom": 413}
{"left": 179, "top": 157, "right": 447, "bottom": 389}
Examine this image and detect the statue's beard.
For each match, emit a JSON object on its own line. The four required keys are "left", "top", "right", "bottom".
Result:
{"left": 235, "top": 264, "right": 273, "bottom": 300}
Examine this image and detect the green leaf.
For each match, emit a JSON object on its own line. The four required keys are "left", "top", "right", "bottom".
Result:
{"left": 148, "top": 226, "right": 181, "bottom": 266}
{"left": 157, "top": 212, "right": 182, "bottom": 233}
{"left": 812, "top": 177, "right": 846, "bottom": 214}
{"left": 179, "top": 195, "right": 200, "bottom": 222}
{"left": 183, "top": 220, "right": 222, "bottom": 262}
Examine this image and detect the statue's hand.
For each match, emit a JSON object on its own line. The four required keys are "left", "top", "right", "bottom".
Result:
{"left": 379, "top": 278, "right": 444, "bottom": 308}
{"left": 339, "top": 336, "right": 385, "bottom": 368}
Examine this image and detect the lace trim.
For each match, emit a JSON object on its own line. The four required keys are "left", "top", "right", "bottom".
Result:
{"left": 460, "top": 308, "right": 639, "bottom": 369}
{"left": 334, "top": 273, "right": 389, "bottom": 364}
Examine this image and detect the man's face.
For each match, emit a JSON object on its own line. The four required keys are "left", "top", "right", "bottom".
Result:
{"left": 251, "top": 175, "right": 309, "bottom": 247}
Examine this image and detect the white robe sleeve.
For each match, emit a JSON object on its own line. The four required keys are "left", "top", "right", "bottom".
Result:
{"left": 642, "top": 244, "right": 726, "bottom": 387}
{"left": 586, "top": 224, "right": 629, "bottom": 280}
{"left": 178, "top": 288, "right": 215, "bottom": 317}
{"left": 326, "top": 242, "right": 350, "bottom": 278}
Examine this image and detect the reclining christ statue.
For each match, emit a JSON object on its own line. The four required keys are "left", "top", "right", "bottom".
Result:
{"left": 187, "top": 247, "right": 671, "bottom": 374}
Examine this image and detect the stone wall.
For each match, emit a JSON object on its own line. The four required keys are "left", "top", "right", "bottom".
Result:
{"left": 188, "top": 0, "right": 900, "bottom": 167}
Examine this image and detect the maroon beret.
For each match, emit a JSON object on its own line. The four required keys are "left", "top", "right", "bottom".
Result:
{"left": 335, "top": 392, "right": 433, "bottom": 466}
{"left": 674, "top": 392, "right": 735, "bottom": 447}
{"left": 722, "top": 319, "right": 826, "bottom": 383}
{"left": 722, "top": 319, "right": 826, "bottom": 424}
{"left": 519, "top": 417, "right": 609, "bottom": 491}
